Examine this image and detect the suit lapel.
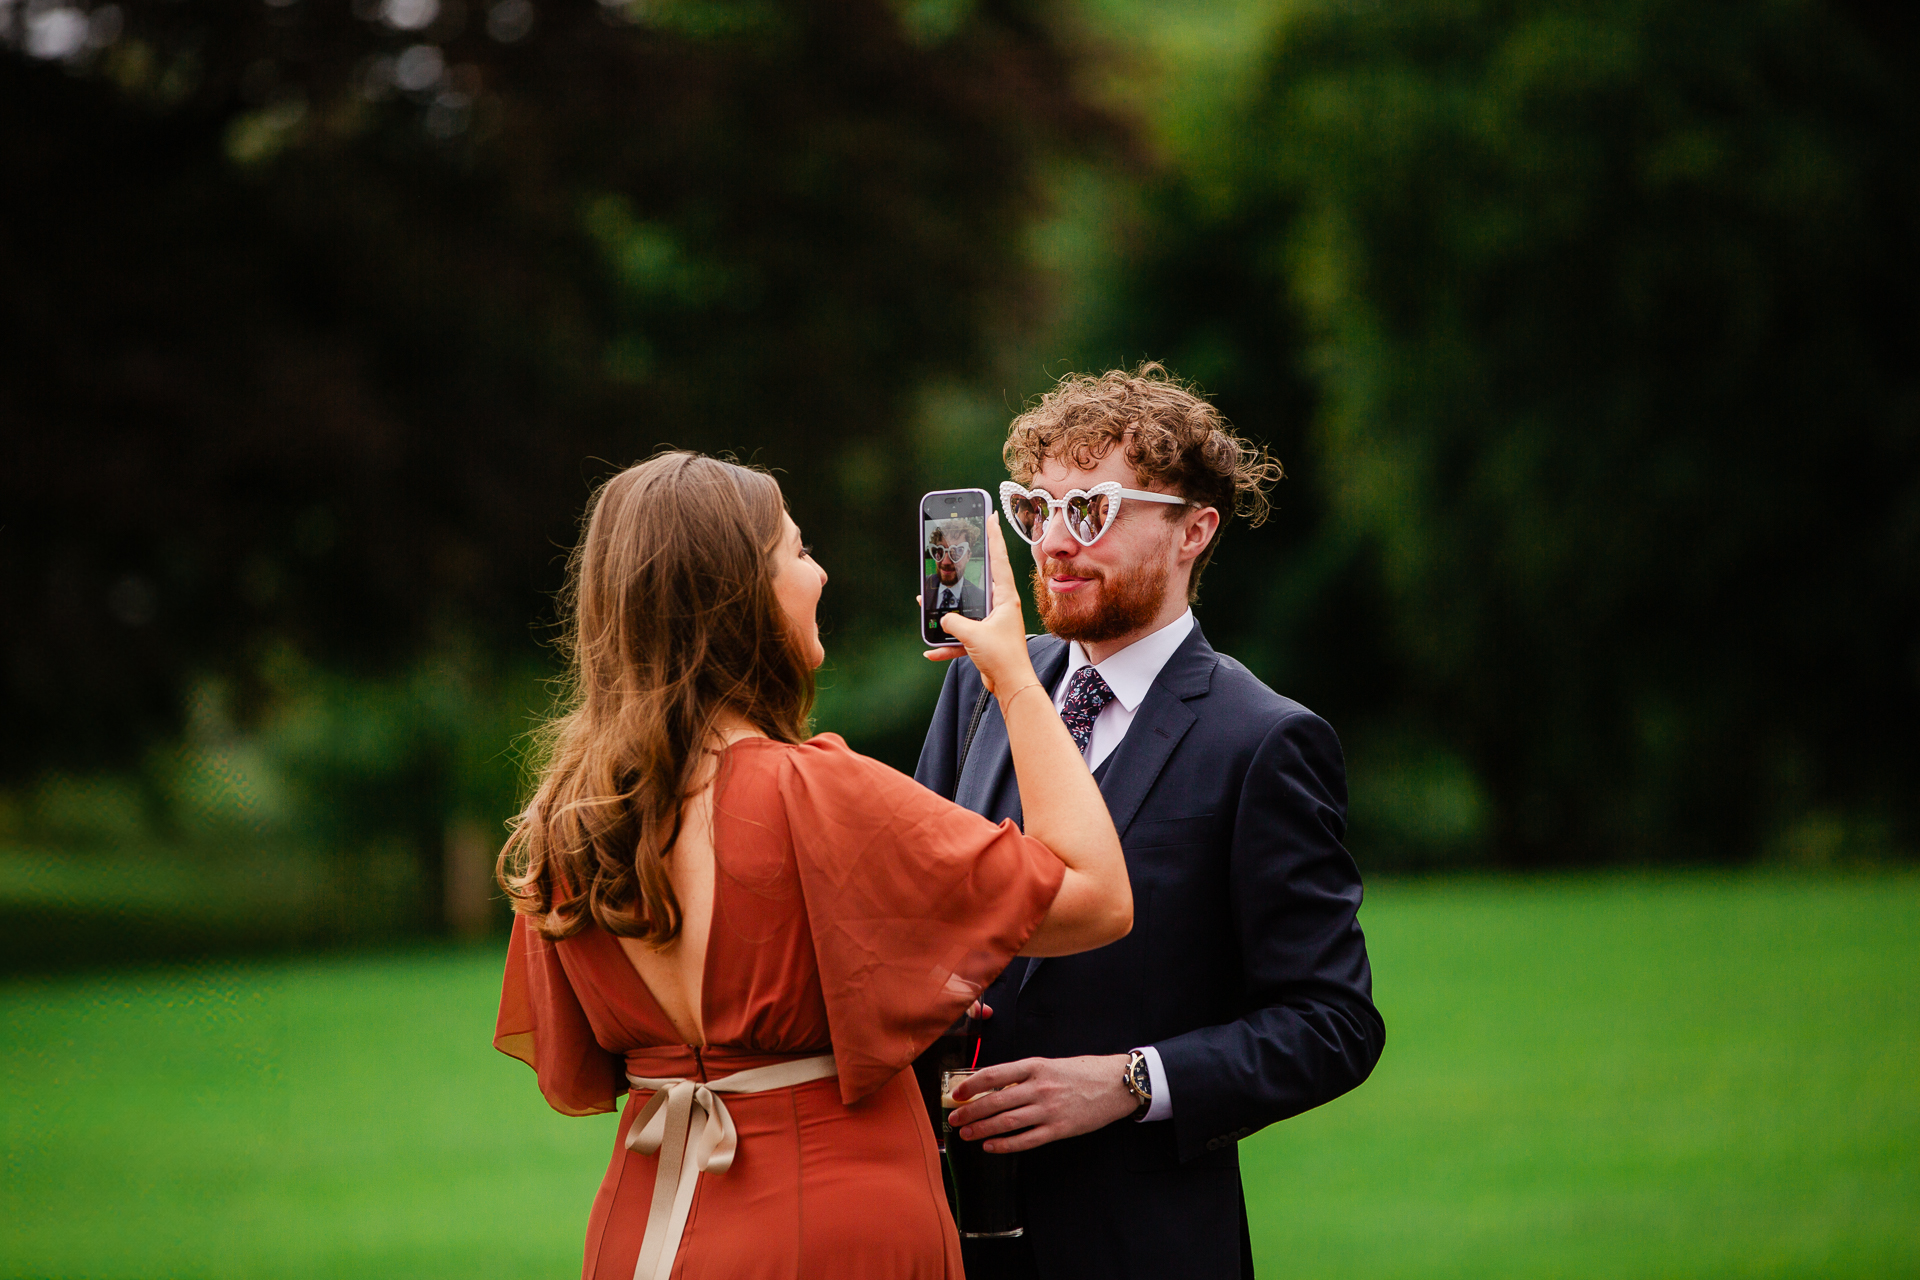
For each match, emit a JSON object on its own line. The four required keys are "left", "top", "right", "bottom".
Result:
{"left": 956, "top": 636, "right": 1069, "bottom": 823}
{"left": 1093, "top": 626, "right": 1216, "bottom": 839}
{"left": 1020, "top": 625, "right": 1218, "bottom": 991}
{"left": 1095, "top": 697, "right": 1196, "bottom": 839}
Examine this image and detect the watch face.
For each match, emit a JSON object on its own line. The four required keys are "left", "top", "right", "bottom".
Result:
{"left": 1127, "top": 1054, "right": 1151, "bottom": 1101}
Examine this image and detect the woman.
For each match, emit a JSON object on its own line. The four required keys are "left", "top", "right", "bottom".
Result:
{"left": 493, "top": 452, "right": 1130, "bottom": 1279}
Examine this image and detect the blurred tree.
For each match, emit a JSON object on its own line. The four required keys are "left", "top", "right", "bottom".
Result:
{"left": 0, "top": 0, "right": 1123, "bottom": 777}
{"left": 13, "top": 0, "right": 1915, "bottom": 886}
{"left": 1130, "top": 0, "right": 1920, "bottom": 863}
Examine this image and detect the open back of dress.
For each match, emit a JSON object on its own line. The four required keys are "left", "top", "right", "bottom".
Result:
{"left": 495, "top": 734, "right": 1064, "bottom": 1280}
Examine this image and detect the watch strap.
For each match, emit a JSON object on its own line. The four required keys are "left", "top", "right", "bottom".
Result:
{"left": 1123, "top": 1048, "right": 1153, "bottom": 1119}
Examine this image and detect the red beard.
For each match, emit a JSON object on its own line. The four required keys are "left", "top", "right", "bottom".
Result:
{"left": 1031, "top": 554, "right": 1169, "bottom": 644}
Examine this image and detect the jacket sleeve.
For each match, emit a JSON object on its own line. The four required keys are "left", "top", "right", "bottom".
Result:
{"left": 1151, "top": 709, "right": 1386, "bottom": 1162}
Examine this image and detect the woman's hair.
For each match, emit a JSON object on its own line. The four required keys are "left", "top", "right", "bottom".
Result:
{"left": 498, "top": 451, "right": 815, "bottom": 942}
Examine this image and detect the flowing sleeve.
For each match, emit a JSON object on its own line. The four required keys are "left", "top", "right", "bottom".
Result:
{"left": 494, "top": 914, "right": 625, "bottom": 1117}
{"left": 781, "top": 733, "right": 1067, "bottom": 1104}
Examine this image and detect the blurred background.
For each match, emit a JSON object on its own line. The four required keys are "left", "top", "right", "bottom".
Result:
{"left": 2, "top": 0, "right": 1914, "bottom": 1276}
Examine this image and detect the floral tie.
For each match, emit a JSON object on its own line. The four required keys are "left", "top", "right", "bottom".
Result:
{"left": 1059, "top": 666, "right": 1116, "bottom": 753}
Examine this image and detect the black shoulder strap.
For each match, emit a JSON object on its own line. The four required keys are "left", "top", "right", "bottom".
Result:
{"left": 951, "top": 685, "right": 994, "bottom": 790}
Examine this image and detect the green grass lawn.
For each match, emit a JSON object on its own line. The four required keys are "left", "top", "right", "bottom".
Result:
{"left": 3, "top": 874, "right": 1914, "bottom": 1279}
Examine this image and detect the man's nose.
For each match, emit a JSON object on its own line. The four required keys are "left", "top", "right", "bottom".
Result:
{"left": 1036, "top": 508, "right": 1079, "bottom": 560}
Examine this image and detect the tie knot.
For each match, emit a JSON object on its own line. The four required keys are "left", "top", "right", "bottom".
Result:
{"left": 1059, "top": 666, "right": 1116, "bottom": 753}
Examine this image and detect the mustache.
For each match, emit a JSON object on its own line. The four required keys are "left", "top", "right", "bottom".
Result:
{"left": 1035, "top": 560, "right": 1105, "bottom": 584}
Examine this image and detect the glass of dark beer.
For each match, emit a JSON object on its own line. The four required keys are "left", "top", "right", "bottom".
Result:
{"left": 940, "top": 1069, "right": 1023, "bottom": 1238}
{"left": 915, "top": 1015, "right": 976, "bottom": 1154}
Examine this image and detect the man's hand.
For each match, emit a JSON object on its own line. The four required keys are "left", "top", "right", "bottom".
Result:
{"left": 948, "top": 1054, "right": 1135, "bottom": 1154}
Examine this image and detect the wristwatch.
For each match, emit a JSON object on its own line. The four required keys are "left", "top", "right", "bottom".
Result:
{"left": 1123, "top": 1048, "right": 1153, "bottom": 1120}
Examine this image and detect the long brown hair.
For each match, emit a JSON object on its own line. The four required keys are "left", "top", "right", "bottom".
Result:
{"left": 498, "top": 451, "right": 814, "bottom": 942}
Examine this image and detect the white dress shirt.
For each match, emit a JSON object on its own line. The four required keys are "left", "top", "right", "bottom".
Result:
{"left": 1050, "top": 609, "right": 1195, "bottom": 771}
{"left": 1049, "top": 608, "right": 1193, "bottom": 1122}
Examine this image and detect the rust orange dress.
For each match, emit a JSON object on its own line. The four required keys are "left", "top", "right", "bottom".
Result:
{"left": 494, "top": 734, "right": 1065, "bottom": 1280}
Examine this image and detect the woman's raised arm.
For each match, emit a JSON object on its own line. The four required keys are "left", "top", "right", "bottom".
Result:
{"left": 930, "top": 516, "right": 1131, "bottom": 956}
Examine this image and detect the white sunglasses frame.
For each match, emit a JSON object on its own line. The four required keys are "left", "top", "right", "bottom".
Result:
{"left": 926, "top": 540, "right": 971, "bottom": 563}
{"left": 998, "top": 480, "right": 1192, "bottom": 547}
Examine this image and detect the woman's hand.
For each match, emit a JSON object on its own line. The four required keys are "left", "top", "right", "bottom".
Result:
{"left": 924, "top": 515, "right": 1034, "bottom": 696}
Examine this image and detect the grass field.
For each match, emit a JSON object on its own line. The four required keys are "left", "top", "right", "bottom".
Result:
{"left": 3, "top": 873, "right": 1914, "bottom": 1279}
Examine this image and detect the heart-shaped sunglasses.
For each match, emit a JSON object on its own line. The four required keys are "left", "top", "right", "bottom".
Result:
{"left": 999, "top": 481, "right": 1192, "bottom": 547}
{"left": 926, "top": 541, "right": 970, "bottom": 563}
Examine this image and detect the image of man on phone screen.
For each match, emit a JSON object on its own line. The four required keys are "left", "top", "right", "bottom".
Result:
{"left": 926, "top": 517, "right": 986, "bottom": 623}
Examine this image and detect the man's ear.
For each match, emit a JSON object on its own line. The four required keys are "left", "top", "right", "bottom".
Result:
{"left": 1177, "top": 507, "right": 1220, "bottom": 565}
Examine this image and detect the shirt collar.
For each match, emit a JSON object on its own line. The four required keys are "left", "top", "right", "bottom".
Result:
{"left": 1063, "top": 609, "right": 1195, "bottom": 712}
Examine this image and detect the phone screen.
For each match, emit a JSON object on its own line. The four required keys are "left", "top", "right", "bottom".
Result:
{"left": 921, "top": 489, "right": 990, "bottom": 646}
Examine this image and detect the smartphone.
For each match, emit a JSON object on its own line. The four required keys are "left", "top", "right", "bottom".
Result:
{"left": 920, "top": 488, "right": 993, "bottom": 646}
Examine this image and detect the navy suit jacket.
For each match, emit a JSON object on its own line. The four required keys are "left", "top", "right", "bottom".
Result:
{"left": 914, "top": 624, "right": 1384, "bottom": 1279}
{"left": 929, "top": 574, "right": 985, "bottom": 617}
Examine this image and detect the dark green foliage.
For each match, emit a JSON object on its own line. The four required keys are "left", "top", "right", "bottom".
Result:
{"left": 0, "top": 0, "right": 1120, "bottom": 776}
{"left": 1114, "top": 0, "right": 1920, "bottom": 863}
{"left": 6, "top": 0, "right": 1916, "bottom": 891}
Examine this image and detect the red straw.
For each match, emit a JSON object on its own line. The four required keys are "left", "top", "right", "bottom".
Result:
{"left": 970, "top": 1037, "right": 982, "bottom": 1070}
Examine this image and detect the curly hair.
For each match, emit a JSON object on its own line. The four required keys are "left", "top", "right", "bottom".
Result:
{"left": 1003, "top": 363, "right": 1283, "bottom": 596}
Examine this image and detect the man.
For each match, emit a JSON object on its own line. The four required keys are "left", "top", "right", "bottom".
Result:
{"left": 915, "top": 365, "right": 1384, "bottom": 1279}
{"left": 927, "top": 517, "right": 986, "bottom": 618}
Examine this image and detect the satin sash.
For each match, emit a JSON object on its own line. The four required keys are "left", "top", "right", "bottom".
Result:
{"left": 622, "top": 1053, "right": 839, "bottom": 1280}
